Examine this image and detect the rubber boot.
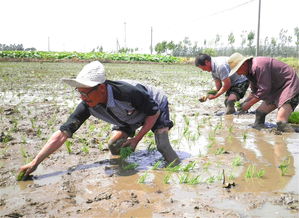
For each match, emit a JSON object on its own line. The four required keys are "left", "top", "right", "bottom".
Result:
{"left": 251, "top": 110, "right": 267, "bottom": 129}
{"left": 225, "top": 100, "right": 236, "bottom": 114}
{"left": 155, "top": 132, "right": 180, "bottom": 166}
{"left": 108, "top": 138, "right": 127, "bottom": 155}
{"left": 276, "top": 121, "right": 298, "bottom": 133}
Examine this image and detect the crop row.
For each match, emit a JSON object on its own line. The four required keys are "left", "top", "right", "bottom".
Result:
{"left": 0, "top": 51, "right": 179, "bottom": 63}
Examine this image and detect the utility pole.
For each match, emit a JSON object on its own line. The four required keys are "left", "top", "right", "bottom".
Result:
{"left": 116, "top": 38, "right": 120, "bottom": 52}
{"left": 150, "top": 26, "right": 153, "bottom": 54}
{"left": 48, "top": 36, "right": 50, "bottom": 51}
{"left": 256, "top": 0, "right": 261, "bottom": 56}
{"left": 124, "top": 22, "right": 127, "bottom": 49}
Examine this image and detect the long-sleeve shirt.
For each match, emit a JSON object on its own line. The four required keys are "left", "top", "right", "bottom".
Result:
{"left": 247, "top": 57, "right": 299, "bottom": 107}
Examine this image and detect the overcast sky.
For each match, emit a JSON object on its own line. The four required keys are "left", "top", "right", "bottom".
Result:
{"left": 1, "top": 0, "right": 298, "bottom": 53}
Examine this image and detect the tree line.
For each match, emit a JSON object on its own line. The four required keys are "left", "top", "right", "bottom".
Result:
{"left": 155, "top": 27, "right": 299, "bottom": 58}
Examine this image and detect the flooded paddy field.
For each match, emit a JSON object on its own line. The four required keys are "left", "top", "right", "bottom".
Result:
{"left": 0, "top": 62, "right": 298, "bottom": 217}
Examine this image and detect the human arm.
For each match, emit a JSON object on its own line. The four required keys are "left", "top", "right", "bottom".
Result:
{"left": 122, "top": 110, "right": 160, "bottom": 150}
{"left": 208, "top": 77, "right": 231, "bottom": 100}
{"left": 241, "top": 93, "right": 260, "bottom": 111}
{"left": 19, "top": 130, "right": 68, "bottom": 177}
{"left": 19, "top": 102, "right": 90, "bottom": 177}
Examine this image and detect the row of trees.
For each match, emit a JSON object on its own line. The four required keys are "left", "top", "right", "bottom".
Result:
{"left": 0, "top": 43, "right": 36, "bottom": 51}
{"left": 155, "top": 28, "right": 299, "bottom": 57}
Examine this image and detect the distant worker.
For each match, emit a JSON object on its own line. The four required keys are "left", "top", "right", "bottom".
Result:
{"left": 195, "top": 53, "right": 249, "bottom": 114}
{"left": 19, "top": 61, "right": 180, "bottom": 178}
{"left": 228, "top": 52, "right": 299, "bottom": 132}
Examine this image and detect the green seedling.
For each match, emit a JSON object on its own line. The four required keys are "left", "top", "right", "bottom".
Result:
{"left": 123, "top": 163, "right": 138, "bottom": 170}
{"left": 81, "top": 145, "right": 89, "bottom": 154}
{"left": 189, "top": 175, "right": 201, "bottom": 185}
{"left": 206, "top": 176, "right": 215, "bottom": 184}
{"left": 232, "top": 156, "right": 242, "bottom": 167}
{"left": 165, "top": 160, "right": 181, "bottom": 172}
{"left": 138, "top": 172, "right": 149, "bottom": 184}
{"left": 234, "top": 101, "right": 242, "bottom": 110}
{"left": 245, "top": 165, "right": 255, "bottom": 178}
{"left": 178, "top": 173, "right": 190, "bottom": 184}
{"left": 215, "top": 147, "right": 226, "bottom": 155}
{"left": 151, "top": 161, "right": 162, "bottom": 170}
{"left": 288, "top": 111, "right": 299, "bottom": 124}
{"left": 181, "top": 161, "right": 197, "bottom": 172}
{"left": 203, "top": 161, "right": 212, "bottom": 171}
{"left": 163, "top": 173, "right": 172, "bottom": 184}
{"left": 278, "top": 157, "right": 291, "bottom": 176}
{"left": 243, "top": 132, "right": 248, "bottom": 141}
{"left": 207, "top": 90, "right": 217, "bottom": 95}
{"left": 245, "top": 165, "right": 265, "bottom": 179}
{"left": 65, "top": 141, "right": 73, "bottom": 154}
{"left": 16, "top": 171, "right": 26, "bottom": 181}
{"left": 256, "top": 169, "right": 265, "bottom": 178}
{"left": 120, "top": 147, "right": 133, "bottom": 159}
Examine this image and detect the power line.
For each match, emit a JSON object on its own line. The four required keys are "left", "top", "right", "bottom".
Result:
{"left": 206, "top": 0, "right": 256, "bottom": 18}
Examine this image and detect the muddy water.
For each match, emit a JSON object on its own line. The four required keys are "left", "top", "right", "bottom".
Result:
{"left": 0, "top": 62, "right": 299, "bottom": 217}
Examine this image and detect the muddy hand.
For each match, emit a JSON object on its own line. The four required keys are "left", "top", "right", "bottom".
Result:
{"left": 19, "top": 162, "right": 37, "bottom": 180}
{"left": 121, "top": 138, "right": 138, "bottom": 151}
{"left": 199, "top": 96, "right": 207, "bottom": 102}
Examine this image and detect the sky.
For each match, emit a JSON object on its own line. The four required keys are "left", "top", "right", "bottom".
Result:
{"left": 1, "top": 0, "right": 298, "bottom": 53}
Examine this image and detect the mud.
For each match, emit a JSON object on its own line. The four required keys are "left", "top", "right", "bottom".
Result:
{"left": 0, "top": 62, "right": 298, "bottom": 217}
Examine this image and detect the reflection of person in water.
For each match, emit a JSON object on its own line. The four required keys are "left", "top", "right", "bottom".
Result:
{"left": 19, "top": 61, "right": 180, "bottom": 179}
{"left": 228, "top": 52, "right": 299, "bottom": 132}
{"left": 195, "top": 53, "right": 249, "bottom": 114}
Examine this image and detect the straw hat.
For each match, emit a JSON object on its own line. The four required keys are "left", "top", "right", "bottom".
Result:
{"left": 228, "top": 53, "right": 253, "bottom": 76}
{"left": 62, "top": 61, "right": 106, "bottom": 88}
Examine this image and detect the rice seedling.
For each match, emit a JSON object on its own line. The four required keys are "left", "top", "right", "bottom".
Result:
{"left": 245, "top": 165, "right": 255, "bottom": 178}
{"left": 120, "top": 147, "right": 133, "bottom": 159}
{"left": 178, "top": 173, "right": 190, "bottom": 184}
{"left": 11, "top": 119, "right": 18, "bottom": 132}
{"left": 16, "top": 171, "right": 26, "bottom": 181}
{"left": 138, "top": 171, "right": 149, "bottom": 184}
{"left": 278, "top": 156, "right": 291, "bottom": 176}
{"left": 181, "top": 161, "right": 197, "bottom": 172}
{"left": 245, "top": 165, "right": 265, "bottom": 179}
{"left": 98, "top": 143, "right": 103, "bottom": 151}
{"left": 256, "top": 169, "right": 265, "bottom": 178}
{"left": 151, "top": 161, "right": 162, "bottom": 170}
{"left": 234, "top": 101, "right": 242, "bottom": 111}
{"left": 123, "top": 163, "right": 138, "bottom": 170}
{"left": 206, "top": 176, "right": 215, "bottom": 184}
{"left": 164, "top": 162, "right": 181, "bottom": 173}
{"left": 81, "top": 145, "right": 90, "bottom": 154}
{"left": 65, "top": 141, "right": 73, "bottom": 154}
{"left": 215, "top": 147, "right": 226, "bottom": 155}
{"left": 183, "top": 114, "right": 190, "bottom": 127}
{"left": 163, "top": 173, "right": 172, "bottom": 184}
{"left": 232, "top": 156, "right": 242, "bottom": 167}
{"left": 203, "top": 161, "right": 212, "bottom": 171}
{"left": 242, "top": 132, "right": 248, "bottom": 141}
{"left": 188, "top": 175, "right": 201, "bottom": 185}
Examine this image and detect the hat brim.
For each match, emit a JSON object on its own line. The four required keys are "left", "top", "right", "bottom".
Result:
{"left": 229, "top": 56, "right": 253, "bottom": 77}
{"left": 61, "top": 78, "right": 101, "bottom": 88}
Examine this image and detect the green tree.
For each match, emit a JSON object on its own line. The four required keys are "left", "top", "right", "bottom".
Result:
{"left": 228, "top": 32, "right": 235, "bottom": 48}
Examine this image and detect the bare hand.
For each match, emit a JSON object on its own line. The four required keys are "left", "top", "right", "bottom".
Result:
{"left": 207, "top": 94, "right": 216, "bottom": 100}
{"left": 199, "top": 96, "right": 207, "bottom": 102}
{"left": 19, "top": 161, "right": 38, "bottom": 179}
{"left": 121, "top": 138, "right": 139, "bottom": 151}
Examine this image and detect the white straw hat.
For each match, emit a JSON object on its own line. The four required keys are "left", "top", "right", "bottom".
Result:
{"left": 228, "top": 53, "right": 253, "bottom": 76}
{"left": 62, "top": 61, "right": 106, "bottom": 88}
